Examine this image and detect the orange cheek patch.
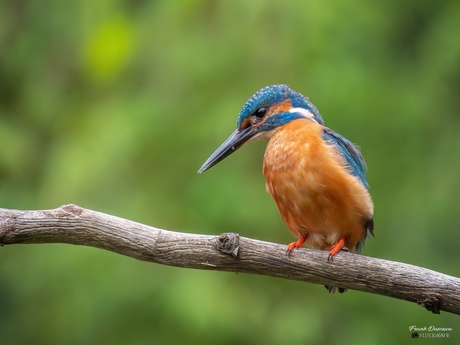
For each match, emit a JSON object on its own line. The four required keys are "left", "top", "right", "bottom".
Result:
{"left": 267, "top": 100, "right": 293, "bottom": 117}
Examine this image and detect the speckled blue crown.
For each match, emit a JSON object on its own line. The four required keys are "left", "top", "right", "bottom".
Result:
{"left": 237, "top": 84, "right": 324, "bottom": 128}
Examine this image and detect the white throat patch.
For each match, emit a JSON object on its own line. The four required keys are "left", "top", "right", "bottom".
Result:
{"left": 246, "top": 129, "right": 276, "bottom": 143}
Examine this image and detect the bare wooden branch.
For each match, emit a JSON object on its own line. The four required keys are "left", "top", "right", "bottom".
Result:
{"left": 1, "top": 204, "right": 459, "bottom": 315}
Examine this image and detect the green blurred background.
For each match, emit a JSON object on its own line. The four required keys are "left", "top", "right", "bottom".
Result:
{"left": 1, "top": 0, "right": 459, "bottom": 344}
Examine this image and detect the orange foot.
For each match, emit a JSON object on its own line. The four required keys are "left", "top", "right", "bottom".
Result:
{"left": 328, "top": 236, "right": 347, "bottom": 262}
{"left": 286, "top": 236, "right": 306, "bottom": 257}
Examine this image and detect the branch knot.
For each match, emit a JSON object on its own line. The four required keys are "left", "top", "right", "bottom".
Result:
{"left": 417, "top": 295, "right": 441, "bottom": 314}
{"left": 214, "top": 232, "right": 239, "bottom": 257}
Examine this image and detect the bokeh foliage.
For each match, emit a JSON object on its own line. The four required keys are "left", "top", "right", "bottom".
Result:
{"left": 1, "top": 0, "right": 459, "bottom": 344}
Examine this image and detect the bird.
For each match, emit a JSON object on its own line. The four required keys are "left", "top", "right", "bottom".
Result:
{"left": 198, "top": 84, "right": 374, "bottom": 293}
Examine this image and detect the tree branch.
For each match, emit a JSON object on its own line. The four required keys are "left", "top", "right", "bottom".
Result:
{"left": 1, "top": 204, "right": 459, "bottom": 315}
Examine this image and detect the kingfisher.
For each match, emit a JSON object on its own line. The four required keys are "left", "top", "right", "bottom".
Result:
{"left": 198, "top": 84, "right": 374, "bottom": 292}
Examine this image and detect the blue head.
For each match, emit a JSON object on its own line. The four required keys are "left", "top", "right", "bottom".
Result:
{"left": 198, "top": 84, "right": 323, "bottom": 173}
{"left": 237, "top": 84, "right": 323, "bottom": 129}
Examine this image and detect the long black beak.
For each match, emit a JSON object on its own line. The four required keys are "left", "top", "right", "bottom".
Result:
{"left": 198, "top": 126, "right": 257, "bottom": 173}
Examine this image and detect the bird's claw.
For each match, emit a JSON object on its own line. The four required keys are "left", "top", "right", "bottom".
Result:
{"left": 286, "top": 237, "right": 306, "bottom": 258}
{"left": 286, "top": 242, "right": 298, "bottom": 258}
{"left": 327, "top": 236, "right": 347, "bottom": 263}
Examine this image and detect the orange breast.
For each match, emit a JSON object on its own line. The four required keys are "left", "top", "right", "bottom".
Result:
{"left": 263, "top": 119, "right": 374, "bottom": 252}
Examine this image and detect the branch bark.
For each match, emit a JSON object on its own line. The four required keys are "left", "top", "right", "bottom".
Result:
{"left": 1, "top": 204, "right": 459, "bottom": 315}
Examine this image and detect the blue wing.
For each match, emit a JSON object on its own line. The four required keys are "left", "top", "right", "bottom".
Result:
{"left": 322, "top": 127, "right": 369, "bottom": 189}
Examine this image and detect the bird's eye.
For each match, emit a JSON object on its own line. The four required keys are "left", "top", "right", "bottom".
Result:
{"left": 255, "top": 107, "right": 267, "bottom": 118}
